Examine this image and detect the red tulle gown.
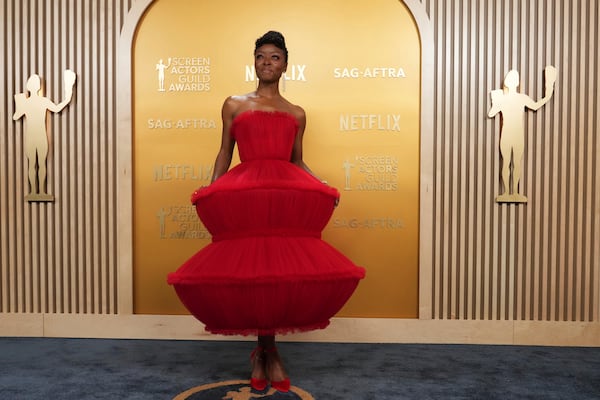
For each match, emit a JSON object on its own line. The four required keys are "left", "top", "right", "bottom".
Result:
{"left": 167, "top": 110, "right": 365, "bottom": 336}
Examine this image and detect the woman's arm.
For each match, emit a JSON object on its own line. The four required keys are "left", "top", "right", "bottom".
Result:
{"left": 290, "top": 106, "right": 337, "bottom": 205}
{"left": 290, "top": 107, "right": 320, "bottom": 177}
{"left": 210, "top": 97, "right": 237, "bottom": 183}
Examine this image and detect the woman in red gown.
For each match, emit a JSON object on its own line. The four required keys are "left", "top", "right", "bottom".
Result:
{"left": 168, "top": 31, "right": 365, "bottom": 392}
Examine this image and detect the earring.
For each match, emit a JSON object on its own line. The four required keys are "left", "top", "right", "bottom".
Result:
{"left": 282, "top": 73, "right": 286, "bottom": 92}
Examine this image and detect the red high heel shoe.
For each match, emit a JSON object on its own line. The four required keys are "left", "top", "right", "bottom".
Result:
{"left": 265, "top": 346, "right": 290, "bottom": 392}
{"left": 250, "top": 346, "right": 267, "bottom": 391}
{"left": 271, "top": 377, "right": 291, "bottom": 392}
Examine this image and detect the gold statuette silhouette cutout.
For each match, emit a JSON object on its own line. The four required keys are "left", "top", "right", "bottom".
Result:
{"left": 488, "top": 66, "right": 556, "bottom": 203}
{"left": 13, "top": 70, "right": 76, "bottom": 202}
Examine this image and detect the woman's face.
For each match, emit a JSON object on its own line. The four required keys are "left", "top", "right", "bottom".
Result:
{"left": 254, "top": 44, "right": 287, "bottom": 83}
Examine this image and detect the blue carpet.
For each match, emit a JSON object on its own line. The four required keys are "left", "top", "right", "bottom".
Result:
{"left": 0, "top": 338, "right": 599, "bottom": 399}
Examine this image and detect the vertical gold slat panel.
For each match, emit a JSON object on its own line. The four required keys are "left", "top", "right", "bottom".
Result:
{"left": 580, "top": 0, "right": 593, "bottom": 322}
{"left": 567, "top": 0, "right": 577, "bottom": 322}
{"left": 515, "top": 0, "right": 526, "bottom": 320}
{"left": 451, "top": 0, "right": 460, "bottom": 319}
{"left": 451, "top": 0, "right": 460, "bottom": 318}
{"left": 2, "top": 0, "right": 9, "bottom": 312}
{"left": 35, "top": 0, "right": 43, "bottom": 314}
{"left": 23, "top": 0, "right": 32, "bottom": 314}
{"left": 542, "top": 0, "right": 551, "bottom": 321}
{"left": 0, "top": 0, "right": 8, "bottom": 312}
{"left": 430, "top": 0, "right": 442, "bottom": 319}
{"left": 110, "top": 0, "right": 120, "bottom": 315}
{"left": 515, "top": 0, "right": 526, "bottom": 322}
{"left": 576, "top": 0, "right": 587, "bottom": 321}
{"left": 98, "top": 0, "right": 107, "bottom": 315}
{"left": 28, "top": 0, "right": 37, "bottom": 313}
{"left": 70, "top": 0, "right": 78, "bottom": 312}
{"left": 89, "top": 0, "right": 98, "bottom": 314}
{"left": 548, "top": 1, "right": 560, "bottom": 322}
{"left": 482, "top": 0, "right": 494, "bottom": 321}
{"left": 501, "top": 0, "right": 513, "bottom": 322}
{"left": 572, "top": 3, "right": 587, "bottom": 321}
{"left": 88, "top": 0, "right": 96, "bottom": 314}
{"left": 566, "top": 0, "right": 576, "bottom": 322}
{"left": 457, "top": 0, "right": 468, "bottom": 320}
{"left": 0, "top": 0, "right": 127, "bottom": 315}
{"left": 465, "top": 0, "right": 477, "bottom": 320}
{"left": 430, "top": 0, "right": 440, "bottom": 318}
{"left": 26, "top": 0, "right": 35, "bottom": 314}
{"left": 450, "top": 0, "right": 459, "bottom": 320}
{"left": 581, "top": 0, "right": 592, "bottom": 322}
{"left": 76, "top": 0, "right": 86, "bottom": 314}
{"left": 12, "top": 0, "right": 22, "bottom": 314}
{"left": 12, "top": 0, "right": 21, "bottom": 312}
{"left": 51, "top": 0, "right": 62, "bottom": 314}
{"left": 539, "top": 1, "right": 548, "bottom": 321}
{"left": 572, "top": 0, "right": 582, "bottom": 321}
{"left": 82, "top": 0, "right": 92, "bottom": 314}
{"left": 44, "top": 0, "right": 53, "bottom": 314}
{"left": 524, "top": 0, "right": 532, "bottom": 321}
{"left": 67, "top": 0, "right": 77, "bottom": 312}
{"left": 586, "top": 0, "right": 599, "bottom": 322}
{"left": 528, "top": 0, "right": 540, "bottom": 321}
{"left": 513, "top": 0, "right": 528, "bottom": 322}
{"left": 80, "top": 0, "right": 89, "bottom": 313}
{"left": 97, "top": 0, "right": 106, "bottom": 315}
{"left": 428, "top": 0, "right": 599, "bottom": 322}
{"left": 573, "top": 0, "right": 584, "bottom": 321}
{"left": 16, "top": 0, "right": 26, "bottom": 314}
{"left": 558, "top": 0, "right": 570, "bottom": 322}
{"left": 573, "top": 3, "right": 587, "bottom": 321}
{"left": 430, "top": 0, "right": 438, "bottom": 318}
{"left": 566, "top": 0, "right": 577, "bottom": 321}
{"left": 474, "top": 0, "right": 485, "bottom": 320}
{"left": 490, "top": 0, "right": 501, "bottom": 322}
{"left": 69, "top": 0, "right": 79, "bottom": 313}
{"left": 105, "top": 0, "right": 117, "bottom": 315}
{"left": 59, "top": 0, "right": 70, "bottom": 314}
{"left": 584, "top": 0, "right": 596, "bottom": 322}
{"left": 440, "top": 0, "right": 447, "bottom": 318}
{"left": 66, "top": 0, "right": 75, "bottom": 313}
{"left": 593, "top": 0, "right": 600, "bottom": 323}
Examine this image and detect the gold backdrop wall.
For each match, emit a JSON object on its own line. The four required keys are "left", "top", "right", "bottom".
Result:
{"left": 132, "top": 0, "right": 421, "bottom": 317}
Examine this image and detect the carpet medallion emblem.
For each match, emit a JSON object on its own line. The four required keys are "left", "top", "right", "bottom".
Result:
{"left": 173, "top": 380, "right": 314, "bottom": 399}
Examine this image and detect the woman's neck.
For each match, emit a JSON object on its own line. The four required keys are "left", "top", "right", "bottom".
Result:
{"left": 255, "top": 82, "right": 281, "bottom": 99}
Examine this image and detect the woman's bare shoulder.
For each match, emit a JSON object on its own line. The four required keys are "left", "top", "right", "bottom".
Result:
{"left": 288, "top": 103, "right": 306, "bottom": 124}
{"left": 224, "top": 93, "right": 260, "bottom": 117}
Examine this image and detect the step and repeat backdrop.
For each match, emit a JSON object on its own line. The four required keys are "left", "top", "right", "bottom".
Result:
{"left": 133, "top": 0, "right": 421, "bottom": 318}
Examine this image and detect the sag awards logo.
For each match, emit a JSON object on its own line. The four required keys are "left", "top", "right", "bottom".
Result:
{"left": 156, "top": 56, "right": 211, "bottom": 92}
{"left": 172, "top": 380, "right": 314, "bottom": 400}
{"left": 341, "top": 155, "right": 399, "bottom": 191}
{"left": 333, "top": 155, "right": 405, "bottom": 231}
{"left": 156, "top": 205, "right": 210, "bottom": 240}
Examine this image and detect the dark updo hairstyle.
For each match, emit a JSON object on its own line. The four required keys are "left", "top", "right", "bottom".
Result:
{"left": 254, "top": 30, "right": 288, "bottom": 62}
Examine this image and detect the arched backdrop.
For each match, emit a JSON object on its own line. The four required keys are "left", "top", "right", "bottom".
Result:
{"left": 131, "top": 0, "right": 423, "bottom": 318}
